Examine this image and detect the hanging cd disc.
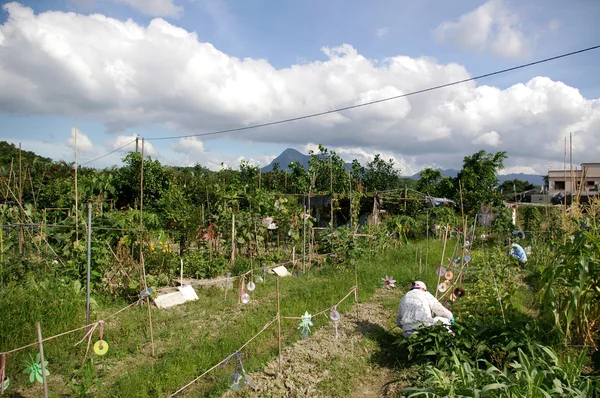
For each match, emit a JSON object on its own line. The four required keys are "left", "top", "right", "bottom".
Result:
{"left": 437, "top": 282, "right": 448, "bottom": 293}
{"left": 444, "top": 270, "right": 454, "bottom": 280}
{"left": 247, "top": 281, "right": 256, "bottom": 292}
{"left": 93, "top": 340, "right": 109, "bottom": 355}
{"left": 228, "top": 372, "right": 245, "bottom": 391}
{"left": 436, "top": 265, "right": 446, "bottom": 276}
{"left": 241, "top": 293, "right": 250, "bottom": 304}
{"left": 464, "top": 255, "right": 471, "bottom": 264}
{"left": 330, "top": 308, "right": 340, "bottom": 322}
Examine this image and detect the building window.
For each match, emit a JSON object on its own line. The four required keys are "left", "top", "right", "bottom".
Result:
{"left": 555, "top": 181, "right": 565, "bottom": 190}
{"left": 587, "top": 181, "right": 595, "bottom": 187}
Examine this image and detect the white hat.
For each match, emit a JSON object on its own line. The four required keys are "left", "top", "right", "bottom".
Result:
{"left": 410, "top": 281, "right": 427, "bottom": 291}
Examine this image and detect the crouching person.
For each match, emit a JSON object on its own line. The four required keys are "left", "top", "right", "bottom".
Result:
{"left": 396, "top": 281, "right": 454, "bottom": 338}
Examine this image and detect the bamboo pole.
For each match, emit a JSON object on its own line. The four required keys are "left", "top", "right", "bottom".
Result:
{"left": 86, "top": 203, "right": 92, "bottom": 327}
{"left": 74, "top": 121, "right": 79, "bottom": 245}
{"left": 18, "top": 143, "right": 22, "bottom": 255}
{"left": 139, "top": 139, "right": 155, "bottom": 357}
{"left": 354, "top": 259, "right": 359, "bottom": 321}
{"left": 276, "top": 278, "right": 282, "bottom": 374}
{"left": 330, "top": 156, "right": 334, "bottom": 233}
{"left": 302, "top": 204, "right": 306, "bottom": 274}
{"left": 35, "top": 322, "right": 49, "bottom": 398}
{"left": 435, "top": 228, "right": 449, "bottom": 299}
{"left": 230, "top": 213, "right": 235, "bottom": 265}
{"left": 564, "top": 137, "right": 567, "bottom": 214}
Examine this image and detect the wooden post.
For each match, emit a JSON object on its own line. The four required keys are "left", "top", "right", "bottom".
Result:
{"left": 35, "top": 322, "right": 49, "bottom": 398}
{"left": 404, "top": 184, "right": 407, "bottom": 211}
{"left": 276, "top": 278, "right": 282, "bottom": 375}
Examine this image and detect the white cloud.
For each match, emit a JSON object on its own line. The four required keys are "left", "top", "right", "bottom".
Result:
{"left": 376, "top": 27, "right": 389, "bottom": 39}
{"left": 0, "top": 3, "right": 599, "bottom": 176}
{"left": 67, "top": 127, "right": 96, "bottom": 153}
{"left": 472, "top": 130, "right": 501, "bottom": 147}
{"left": 434, "top": 0, "right": 529, "bottom": 58}
{"left": 173, "top": 136, "right": 204, "bottom": 154}
{"left": 109, "top": 134, "right": 156, "bottom": 155}
{"left": 117, "top": 0, "right": 183, "bottom": 18}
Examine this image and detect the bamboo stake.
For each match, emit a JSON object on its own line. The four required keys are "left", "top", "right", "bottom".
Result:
{"left": 230, "top": 213, "right": 235, "bottom": 265}
{"left": 276, "top": 278, "right": 282, "bottom": 375}
{"left": 354, "top": 259, "right": 359, "bottom": 321}
{"left": 138, "top": 139, "right": 155, "bottom": 357}
{"left": 302, "top": 204, "right": 306, "bottom": 274}
{"left": 35, "top": 322, "right": 49, "bottom": 398}
{"left": 564, "top": 137, "right": 567, "bottom": 215}
{"left": 435, "top": 227, "right": 449, "bottom": 299}
{"left": 74, "top": 121, "right": 79, "bottom": 245}
{"left": 18, "top": 143, "right": 22, "bottom": 255}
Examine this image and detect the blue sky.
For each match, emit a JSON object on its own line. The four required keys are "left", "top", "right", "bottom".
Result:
{"left": 0, "top": 0, "right": 599, "bottom": 175}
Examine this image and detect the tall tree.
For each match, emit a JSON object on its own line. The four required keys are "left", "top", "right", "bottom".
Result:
{"left": 455, "top": 150, "right": 507, "bottom": 214}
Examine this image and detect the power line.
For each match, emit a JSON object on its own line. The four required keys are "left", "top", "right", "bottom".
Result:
{"left": 80, "top": 139, "right": 136, "bottom": 166}
{"left": 145, "top": 44, "right": 600, "bottom": 142}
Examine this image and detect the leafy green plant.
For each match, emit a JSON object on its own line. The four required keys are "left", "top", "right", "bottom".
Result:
{"left": 23, "top": 353, "right": 50, "bottom": 383}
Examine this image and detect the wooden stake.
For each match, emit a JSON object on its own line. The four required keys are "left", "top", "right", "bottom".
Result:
{"left": 276, "top": 278, "right": 282, "bottom": 375}
{"left": 35, "top": 322, "right": 49, "bottom": 398}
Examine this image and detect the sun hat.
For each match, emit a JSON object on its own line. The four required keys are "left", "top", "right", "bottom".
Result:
{"left": 410, "top": 281, "right": 427, "bottom": 291}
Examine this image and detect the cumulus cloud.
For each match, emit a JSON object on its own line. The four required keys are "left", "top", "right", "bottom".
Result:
{"left": 109, "top": 134, "right": 156, "bottom": 155}
{"left": 117, "top": 0, "right": 183, "bottom": 18}
{"left": 434, "top": 0, "right": 529, "bottom": 59}
{"left": 173, "top": 136, "right": 204, "bottom": 154}
{"left": 67, "top": 127, "right": 96, "bottom": 153}
{"left": 472, "top": 131, "right": 501, "bottom": 147}
{"left": 0, "top": 3, "right": 598, "bottom": 175}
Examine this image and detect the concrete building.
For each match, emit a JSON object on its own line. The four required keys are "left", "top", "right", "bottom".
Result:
{"left": 548, "top": 163, "right": 600, "bottom": 196}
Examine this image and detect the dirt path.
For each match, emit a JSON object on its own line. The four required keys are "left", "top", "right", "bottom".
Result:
{"left": 223, "top": 289, "right": 415, "bottom": 398}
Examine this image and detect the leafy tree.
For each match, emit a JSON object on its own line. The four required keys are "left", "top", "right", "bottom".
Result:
{"left": 362, "top": 154, "right": 401, "bottom": 192}
{"left": 114, "top": 152, "right": 173, "bottom": 210}
{"left": 307, "top": 145, "right": 349, "bottom": 194}
{"left": 498, "top": 179, "right": 534, "bottom": 194}
{"left": 455, "top": 150, "right": 507, "bottom": 215}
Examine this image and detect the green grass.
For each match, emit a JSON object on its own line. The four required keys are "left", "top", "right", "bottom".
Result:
{"left": 1, "top": 239, "right": 452, "bottom": 397}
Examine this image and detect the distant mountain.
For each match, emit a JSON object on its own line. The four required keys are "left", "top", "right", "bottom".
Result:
{"left": 261, "top": 148, "right": 310, "bottom": 172}
{"left": 261, "top": 148, "right": 352, "bottom": 172}
{"left": 263, "top": 149, "right": 544, "bottom": 186}
{"left": 409, "top": 168, "right": 544, "bottom": 186}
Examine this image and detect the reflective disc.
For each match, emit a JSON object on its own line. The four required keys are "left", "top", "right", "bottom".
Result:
{"left": 228, "top": 372, "right": 245, "bottom": 391}
{"left": 241, "top": 293, "right": 250, "bottom": 304}
{"left": 444, "top": 270, "right": 454, "bottom": 280}
{"left": 247, "top": 282, "right": 256, "bottom": 292}
{"left": 437, "top": 282, "right": 448, "bottom": 293}
{"left": 93, "top": 340, "right": 109, "bottom": 355}
{"left": 436, "top": 265, "right": 446, "bottom": 276}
